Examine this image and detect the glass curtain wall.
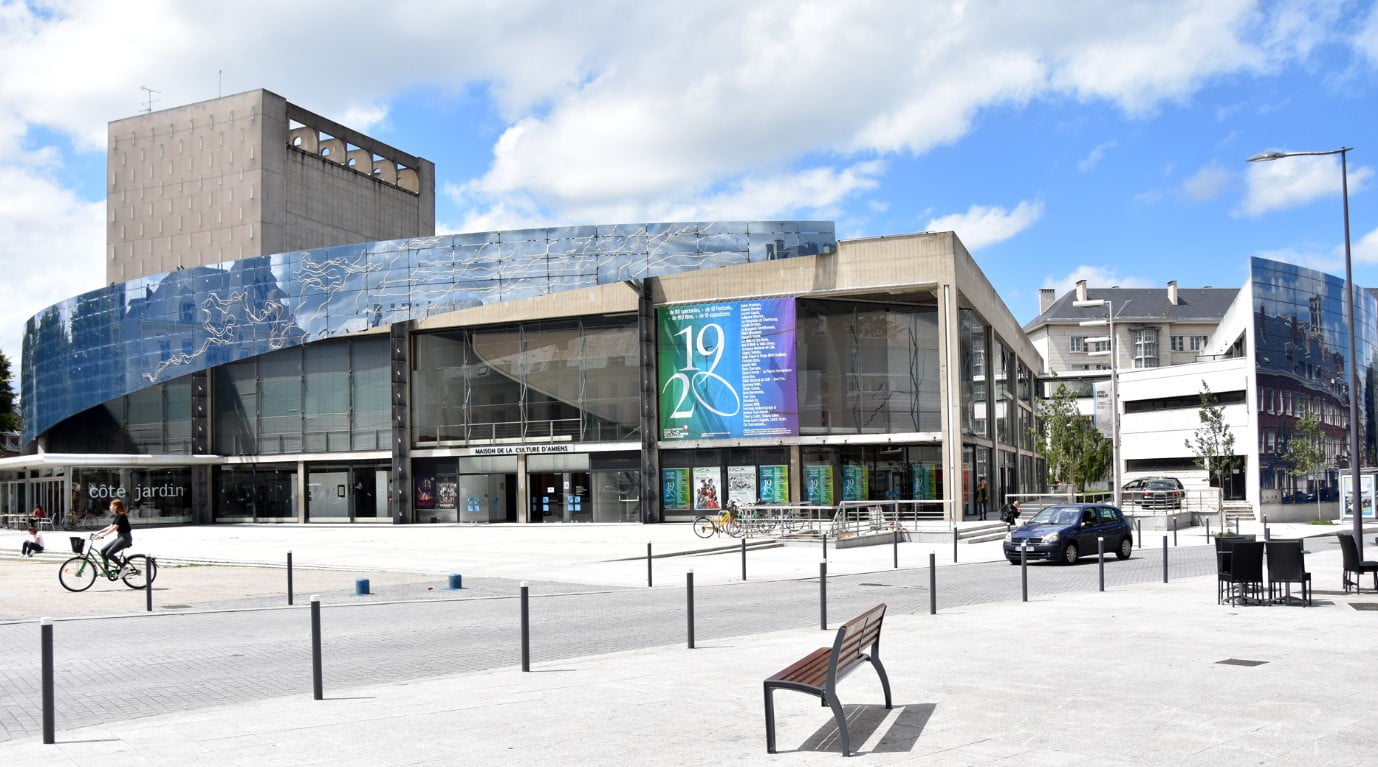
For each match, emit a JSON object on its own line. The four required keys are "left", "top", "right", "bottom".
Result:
{"left": 43, "top": 378, "right": 193, "bottom": 455}
{"left": 796, "top": 300, "right": 940, "bottom": 435}
{"left": 960, "top": 310, "right": 989, "bottom": 438}
{"left": 410, "top": 315, "right": 641, "bottom": 446}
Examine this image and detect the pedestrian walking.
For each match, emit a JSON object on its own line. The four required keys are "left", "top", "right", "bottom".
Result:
{"left": 975, "top": 478, "right": 989, "bottom": 520}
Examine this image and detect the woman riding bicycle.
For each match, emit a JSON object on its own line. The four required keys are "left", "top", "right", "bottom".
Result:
{"left": 93, "top": 498, "right": 134, "bottom": 574}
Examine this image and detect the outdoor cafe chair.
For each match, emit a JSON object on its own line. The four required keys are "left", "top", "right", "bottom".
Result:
{"left": 1227, "top": 541, "right": 1265, "bottom": 607}
{"left": 1265, "top": 539, "right": 1311, "bottom": 606}
{"left": 1215, "top": 535, "right": 1256, "bottom": 605}
{"left": 1338, "top": 534, "right": 1378, "bottom": 594}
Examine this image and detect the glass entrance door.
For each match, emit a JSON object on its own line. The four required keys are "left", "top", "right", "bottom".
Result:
{"left": 528, "top": 472, "right": 591, "bottom": 523}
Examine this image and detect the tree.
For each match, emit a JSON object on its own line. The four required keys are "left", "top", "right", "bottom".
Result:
{"left": 1036, "top": 383, "right": 1112, "bottom": 494}
{"left": 1184, "top": 381, "right": 1241, "bottom": 522}
{"left": 1280, "top": 409, "right": 1327, "bottom": 520}
{"left": 0, "top": 348, "right": 17, "bottom": 433}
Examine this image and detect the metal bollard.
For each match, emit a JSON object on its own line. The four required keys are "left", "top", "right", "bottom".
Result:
{"left": 520, "top": 582, "right": 530, "bottom": 672}
{"left": 1136, "top": 519, "right": 1142, "bottom": 549}
{"left": 287, "top": 551, "right": 294, "bottom": 605}
{"left": 1264, "top": 514, "right": 1270, "bottom": 542}
{"left": 1173, "top": 518, "right": 1178, "bottom": 547}
{"left": 146, "top": 556, "right": 154, "bottom": 612}
{"left": 1020, "top": 543, "right": 1029, "bottom": 602}
{"left": 953, "top": 526, "right": 959, "bottom": 563}
{"left": 1234, "top": 516, "right": 1239, "bottom": 535}
{"left": 1098, "top": 537, "right": 1105, "bottom": 592}
{"left": 355, "top": 578, "right": 370, "bottom": 596}
{"left": 687, "top": 571, "right": 695, "bottom": 649}
{"left": 1206, "top": 519, "right": 1211, "bottom": 540}
{"left": 741, "top": 537, "right": 747, "bottom": 581}
{"left": 928, "top": 552, "right": 936, "bottom": 615}
{"left": 1162, "top": 537, "right": 1169, "bottom": 583}
{"left": 647, "top": 542, "right": 653, "bottom": 588}
{"left": 310, "top": 596, "right": 323, "bottom": 700}
{"left": 41, "top": 617, "right": 54, "bottom": 744}
{"left": 819, "top": 560, "right": 828, "bottom": 630}
{"left": 823, "top": 533, "right": 828, "bottom": 560}
{"left": 448, "top": 573, "right": 463, "bottom": 590}
{"left": 893, "top": 527, "right": 899, "bottom": 569}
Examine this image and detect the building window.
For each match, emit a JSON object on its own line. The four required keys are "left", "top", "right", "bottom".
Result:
{"left": 1171, "top": 335, "right": 1184, "bottom": 351}
{"left": 1132, "top": 328, "right": 1159, "bottom": 368}
{"left": 1069, "top": 336, "right": 1084, "bottom": 352}
{"left": 1191, "top": 335, "right": 1207, "bottom": 351}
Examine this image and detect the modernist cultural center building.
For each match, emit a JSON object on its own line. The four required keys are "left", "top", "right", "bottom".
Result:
{"left": 3, "top": 90, "right": 1045, "bottom": 526}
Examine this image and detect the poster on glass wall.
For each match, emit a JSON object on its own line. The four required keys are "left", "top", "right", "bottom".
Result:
{"left": 436, "top": 479, "right": 457, "bottom": 510}
{"left": 842, "top": 465, "right": 870, "bottom": 501}
{"left": 657, "top": 298, "right": 798, "bottom": 440}
{"left": 414, "top": 476, "right": 437, "bottom": 510}
{"left": 694, "top": 467, "right": 723, "bottom": 510}
{"left": 727, "top": 465, "right": 757, "bottom": 507}
{"left": 1341, "top": 474, "right": 1376, "bottom": 519}
{"left": 662, "top": 468, "right": 691, "bottom": 509}
{"left": 759, "top": 465, "right": 789, "bottom": 504}
{"left": 911, "top": 464, "right": 936, "bottom": 500}
{"left": 806, "top": 465, "right": 834, "bottom": 506}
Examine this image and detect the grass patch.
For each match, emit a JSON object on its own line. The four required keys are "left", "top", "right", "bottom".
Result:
{"left": 1307, "top": 518, "right": 1337, "bottom": 525}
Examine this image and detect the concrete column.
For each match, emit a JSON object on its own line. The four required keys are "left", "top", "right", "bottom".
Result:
{"left": 516, "top": 453, "right": 529, "bottom": 524}
{"left": 296, "top": 460, "right": 307, "bottom": 523}
{"left": 789, "top": 445, "right": 803, "bottom": 504}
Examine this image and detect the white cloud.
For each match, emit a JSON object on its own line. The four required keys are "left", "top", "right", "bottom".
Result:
{"left": 1181, "top": 163, "right": 1232, "bottom": 201}
{"left": 1254, "top": 246, "right": 1341, "bottom": 275}
{"left": 1041, "top": 266, "right": 1154, "bottom": 298}
{"left": 1352, "top": 225, "right": 1378, "bottom": 265}
{"left": 924, "top": 200, "right": 1044, "bottom": 251}
{"left": 1078, "top": 141, "right": 1116, "bottom": 172}
{"left": 1239, "top": 152, "right": 1373, "bottom": 216}
{"left": 1357, "top": 1, "right": 1378, "bottom": 65}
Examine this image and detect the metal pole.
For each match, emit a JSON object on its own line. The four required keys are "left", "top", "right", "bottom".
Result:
{"left": 1234, "top": 516, "right": 1239, "bottom": 535}
{"left": 1110, "top": 302, "right": 1122, "bottom": 508}
{"left": 287, "top": 550, "right": 294, "bottom": 606}
{"left": 310, "top": 596, "right": 323, "bottom": 700}
{"left": 647, "top": 542, "right": 652, "bottom": 588}
{"left": 741, "top": 537, "right": 747, "bottom": 581}
{"left": 928, "top": 552, "right": 936, "bottom": 615}
{"left": 1206, "top": 519, "right": 1211, "bottom": 540}
{"left": 953, "top": 525, "right": 958, "bottom": 563}
{"left": 1162, "top": 537, "right": 1169, "bottom": 583}
{"left": 823, "top": 533, "right": 828, "bottom": 560}
{"left": 1136, "top": 519, "right": 1141, "bottom": 549}
{"left": 41, "top": 617, "right": 54, "bottom": 745}
{"left": 1173, "top": 518, "right": 1177, "bottom": 547}
{"left": 893, "top": 527, "right": 898, "bottom": 568}
{"left": 145, "top": 556, "right": 154, "bottom": 612}
{"left": 686, "top": 571, "right": 695, "bottom": 649}
{"left": 1341, "top": 149, "right": 1363, "bottom": 561}
{"left": 1020, "top": 543, "right": 1029, "bottom": 601}
{"left": 819, "top": 560, "right": 828, "bottom": 630}
{"left": 1263, "top": 514, "right": 1270, "bottom": 542}
{"left": 520, "top": 582, "right": 530, "bottom": 672}
{"left": 1098, "top": 537, "right": 1105, "bottom": 592}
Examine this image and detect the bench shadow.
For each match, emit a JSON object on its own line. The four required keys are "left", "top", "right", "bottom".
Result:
{"left": 789, "top": 702, "right": 934, "bottom": 755}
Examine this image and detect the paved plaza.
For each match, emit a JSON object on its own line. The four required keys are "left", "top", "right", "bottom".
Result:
{"left": 0, "top": 520, "right": 1375, "bottom": 765}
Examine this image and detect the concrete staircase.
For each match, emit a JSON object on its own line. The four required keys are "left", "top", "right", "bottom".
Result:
{"left": 908, "top": 521, "right": 1008, "bottom": 544}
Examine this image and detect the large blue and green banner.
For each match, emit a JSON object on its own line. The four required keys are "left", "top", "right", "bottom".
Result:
{"left": 657, "top": 298, "right": 797, "bottom": 440}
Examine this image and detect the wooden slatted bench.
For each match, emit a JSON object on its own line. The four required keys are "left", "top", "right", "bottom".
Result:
{"left": 763, "top": 603, "right": 892, "bottom": 756}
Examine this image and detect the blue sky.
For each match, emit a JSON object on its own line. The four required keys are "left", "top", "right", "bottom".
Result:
{"left": 2, "top": 0, "right": 1377, "bottom": 374}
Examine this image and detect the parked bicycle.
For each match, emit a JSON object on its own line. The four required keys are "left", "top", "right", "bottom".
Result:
{"left": 58, "top": 534, "right": 157, "bottom": 592}
{"left": 693, "top": 502, "right": 743, "bottom": 539}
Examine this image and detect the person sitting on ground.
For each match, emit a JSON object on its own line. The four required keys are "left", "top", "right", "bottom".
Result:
{"left": 21, "top": 525, "right": 44, "bottom": 557}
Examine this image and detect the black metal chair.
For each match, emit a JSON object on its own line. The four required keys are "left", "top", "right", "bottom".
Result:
{"left": 1227, "top": 541, "right": 1265, "bottom": 606}
{"left": 1216, "top": 536, "right": 1238, "bottom": 605}
{"left": 1265, "top": 539, "right": 1311, "bottom": 606}
{"left": 1338, "top": 534, "right": 1378, "bottom": 594}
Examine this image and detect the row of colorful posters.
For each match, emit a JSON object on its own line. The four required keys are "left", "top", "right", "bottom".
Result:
{"left": 693, "top": 467, "right": 722, "bottom": 510}
{"left": 657, "top": 298, "right": 798, "bottom": 440}
{"left": 662, "top": 468, "right": 690, "bottom": 509}
{"left": 664, "top": 465, "right": 792, "bottom": 508}
{"left": 912, "top": 464, "right": 937, "bottom": 500}
{"left": 842, "top": 465, "right": 870, "bottom": 501}
{"left": 727, "top": 465, "right": 756, "bottom": 507}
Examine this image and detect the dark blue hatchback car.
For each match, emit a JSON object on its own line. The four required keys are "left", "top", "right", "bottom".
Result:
{"left": 1003, "top": 503, "right": 1133, "bottom": 565}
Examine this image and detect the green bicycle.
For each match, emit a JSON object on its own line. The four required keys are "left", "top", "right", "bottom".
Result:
{"left": 58, "top": 534, "right": 158, "bottom": 592}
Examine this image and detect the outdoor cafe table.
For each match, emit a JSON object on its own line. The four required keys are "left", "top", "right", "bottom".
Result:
{"left": 1217, "top": 539, "right": 1310, "bottom": 605}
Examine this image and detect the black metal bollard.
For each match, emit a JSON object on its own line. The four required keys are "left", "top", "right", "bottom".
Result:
{"left": 520, "top": 582, "right": 530, "bottom": 672}
{"left": 687, "top": 571, "right": 695, "bottom": 649}
{"left": 1162, "top": 537, "right": 1169, "bottom": 583}
{"left": 41, "top": 617, "right": 54, "bottom": 745}
{"left": 823, "top": 533, "right": 828, "bottom": 560}
{"left": 953, "top": 526, "right": 959, "bottom": 563}
{"left": 1173, "top": 518, "right": 1178, "bottom": 547}
{"left": 310, "top": 596, "right": 323, "bottom": 700}
{"left": 928, "top": 552, "right": 936, "bottom": 615}
{"left": 741, "top": 537, "right": 747, "bottom": 581}
{"left": 893, "top": 527, "right": 899, "bottom": 569}
{"left": 819, "top": 560, "right": 828, "bottom": 630}
{"left": 1206, "top": 519, "right": 1211, "bottom": 540}
{"left": 145, "top": 556, "right": 154, "bottom": 612}
{"left": 1136, "top": 519, "right": 1142, "bottom": 549}
{"left": 1264, "top": 514, "right": 1270, "bottom": 542}
{"left": 287, "top": 551, "right": 294, "bottom": 606}
{"left": 1234, "top": 516, "right": 1239, "bottom": 535}
{"left": 647, "top": 542, "right": 653, "bottom": 588}
{"left": 1098, "top": 537, "right": 1105, "bottom": 592}
{"left": 1020, "top": 544, "right": 1028, "bottom": 602}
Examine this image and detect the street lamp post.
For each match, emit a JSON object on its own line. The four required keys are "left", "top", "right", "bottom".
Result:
{"left": 1074, "top": 298, "right": 1120, "bottom": 507}
{"left": 1248, "top": 147, "right": 1361, "bottom": 557}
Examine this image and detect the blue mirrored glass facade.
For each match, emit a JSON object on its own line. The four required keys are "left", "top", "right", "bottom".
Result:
{"left": 1252, "top": 256, "right": 1378, "bottom": 495}
{"left": 22, "top": 221, "right": 836, "bottom": 445}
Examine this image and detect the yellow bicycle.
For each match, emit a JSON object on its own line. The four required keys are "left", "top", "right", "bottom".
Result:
{"left": 693, "top": 505, "right": 742, "bottom": 538}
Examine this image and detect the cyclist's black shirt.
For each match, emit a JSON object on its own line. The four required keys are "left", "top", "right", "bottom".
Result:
{"left": 114, "top": 514, "right": 131, "bottom": 536}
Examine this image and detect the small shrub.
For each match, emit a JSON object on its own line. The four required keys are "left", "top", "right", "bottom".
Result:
{"left": 1307, "top": 518, "right": 1336, "bottom": 526}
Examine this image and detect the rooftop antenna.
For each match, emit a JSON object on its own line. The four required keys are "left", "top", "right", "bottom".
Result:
{"left": 139, "top": 86, "right": 161, "bottom": 114}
